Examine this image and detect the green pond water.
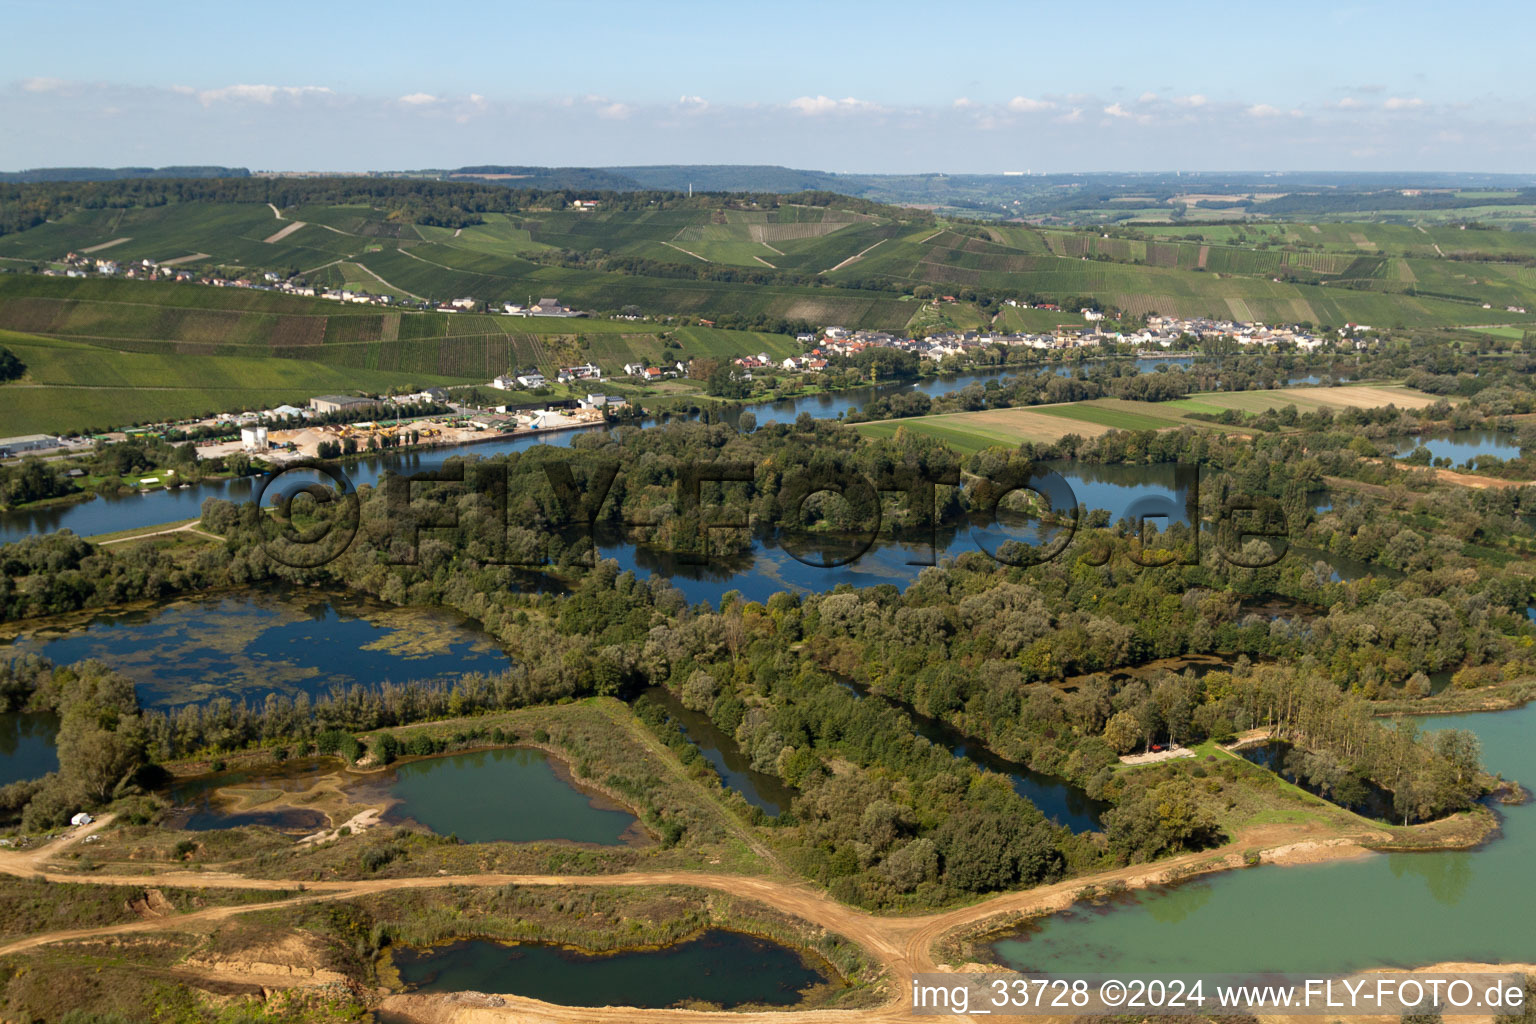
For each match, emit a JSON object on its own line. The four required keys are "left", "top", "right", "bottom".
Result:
{"left": 2, "top": 585, "right": 511, "bottom": 710}
{"left": 390, "top": 930, "right": 830, "bottom": 1007}
{"left": 360, "top": 747, "right": 640, "bottom": 845}
{"left": 993, "top": 704, "right": 1536, "bottom": 972}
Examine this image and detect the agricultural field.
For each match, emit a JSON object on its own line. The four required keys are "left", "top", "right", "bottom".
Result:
{"left": 0, "top": 276, "right": 819, "bottom": 433}
{"left": 6, "top": 191, "right": 1536, "bottom": 337}
{"left": 0, "top": 328, "right": 473, "bottom": 435}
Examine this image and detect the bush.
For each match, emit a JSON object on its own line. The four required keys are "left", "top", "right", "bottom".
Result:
{"left": 317, "top": 729, "right": 364, "bottom": 763}
{"left": 20, "top": 776, "right": 80, "bottom": 832}
{"left": 374, "top": 732, "right": 400, "bottom": 765}
{"left": 360, "top": 842, "right": 405, "bottom": 872}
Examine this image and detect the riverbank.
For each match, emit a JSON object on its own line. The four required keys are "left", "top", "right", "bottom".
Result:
{"left": 1374, "top": 678, "right": 1536, "bottom": 716}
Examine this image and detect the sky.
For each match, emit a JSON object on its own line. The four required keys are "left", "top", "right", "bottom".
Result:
{"left": 2, "top": 0, "right": 1532, "bottom": 173}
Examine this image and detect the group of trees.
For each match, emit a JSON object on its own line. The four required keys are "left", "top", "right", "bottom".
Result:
{"left": 0, "top": 345, "right": 23, "bottom": 382}
{"left": 0, "top": 658, "right": 148, "bottom": 830}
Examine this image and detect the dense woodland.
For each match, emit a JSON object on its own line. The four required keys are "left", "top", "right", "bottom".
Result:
{"left": 1, "top": 360, "right": 1526, "bottom": 903}
{"left": 0, "top": 177, "right": 929, "bottom": 238}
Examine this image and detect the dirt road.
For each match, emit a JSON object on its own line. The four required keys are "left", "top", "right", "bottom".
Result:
{"left": 0, "top": 819, "right": 1398, "bottom": 1023}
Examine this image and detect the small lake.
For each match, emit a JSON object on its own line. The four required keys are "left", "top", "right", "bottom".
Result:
{"left": 1, "top": 586, "right": 510, "bottom": 710}
{"left": 390, "top": 930, "right": 830, "bottom": 1008}
{"left": 599, "top": 461, "right": 1197, "bottom": 606}
{"left": 360, "top": 747, "right": 640, "bottom": 845}
{"left": 642, "top": 686, "right": 795, "bottom": 817}
{"left": 0, "top": 711, "right": 59, "bottom": 787}
{"left": 838, "top": 677, "right": 1104, "bottom": 832}
{"left": 1393, "top": 430, "right": 1522, "bottom": 466}
{"left": 162, "top": 758, "right": 337, "bottom": 833}
{"left": 1236, "top": 739, "right": 1398, "bottom": 822}
{"left": 991, "top": 703, "right": 1536, "bottom": 973}
{"left": 1290, "top": 545, "right": 1405, "bottom": 584}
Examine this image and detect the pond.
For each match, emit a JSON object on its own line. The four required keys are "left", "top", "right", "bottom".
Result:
{"left": 161, "top": 758, "right": 336, "bottom": 833}
{"left": 358, "top": 747, "right": 641, "bottom": 845}
{"left": 991, "top": 703, "right": 1536, "bottom": 973}
{"left": 389, "top": 930, "right": 831, "bottom": 1008}
{"left": 1236, "top": 739, "right": 1398, "bottom": 822}
{"left": 837, "top": 677, "right": 1105, "bottom": 832}
{"left": 1, "top": 585, "right": 511, "bottom": 710}
{"left": 641, "top": 686, "right": 796, "bottom": 817}
{"left": 1290, "top": 545, "right": 1404, "bottom": 584}
{"left": 0, "top": 711, "right": 59, "bottom": 787}
{"left": 1393, "top": 430, "right": 1522, "bottom": 466}
{"left": 597, "top": 461, "right": 1198, "bottom": 607}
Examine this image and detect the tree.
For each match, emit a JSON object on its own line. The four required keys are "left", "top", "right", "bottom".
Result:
{"left": 934, "top": 806, "right": 1062, "bottom": 892}
{"left": 1103, "top": 777, "right": 1221, "bottom": 861}
{"left": 706, "top": 363, "right": 751, "bottom": 399}
{"left": 0, "top": 346, "right": 24, "bottom": 382}
{"left": 1103, "top": 711, "right": 1142, "bottom": 755}
{"left": 56, "top": 713, "right": 146, "bottom": 804}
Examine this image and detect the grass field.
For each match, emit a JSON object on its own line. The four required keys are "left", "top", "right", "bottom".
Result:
{"left": 858, "top": 408, "right": 1121, "bottom": 453}
{"left": 854, "top": 385, "right": 1443, "bottom": 453}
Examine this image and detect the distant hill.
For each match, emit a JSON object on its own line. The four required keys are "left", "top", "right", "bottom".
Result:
{"left": 0, "top": 166, "right": 250, "bottom": 183}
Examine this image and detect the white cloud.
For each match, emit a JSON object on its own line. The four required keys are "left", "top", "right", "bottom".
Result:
{"left": 188, "top": 84, "right": 333, "bottom": 107}
{"left": 1173, "top": 94, "right": 1207, "bottom": 107}
{"left": 1336, "top": 97, "right": 1362, "bottom": 109}
{"left": 1138, "top": 91, "right": 1159, "bottom": 103}
{"left": 1384, "top": 96, "right": 1425, "bottom": 110}
{"left": 20, "top": 77, "right": 69, "bottom": 93}
{"left": 787, "top": 95, "right": 878, "bottom": 115}
{"left": 953, "top": 96, "right": 976, "bottom": 109}
{"left": 677, "top": 94, "right": 710, "bottom": 113}
{"left": 1104, "top": 103, "right": 1132, "bottom": 119}
{"left": 597, "top": 101, "right": 632, "bottom": 119}
{"left": 1056, "top": 107, "right": 1083, "bottom": 124}
{"left": 398, "top": 93, "right": 438, "bottom": 106}
{"left": 1246, "top": 103, "right": 1284, "bottom": 118}
{"left": 1007, "top": 96, "right": 1054, "bottom": 113}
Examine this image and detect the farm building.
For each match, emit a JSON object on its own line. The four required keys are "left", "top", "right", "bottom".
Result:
{"left": 310, "top": 395, "right": 381, "bottom": 415}
{"left": 0, "top": 434, "right": 60, "bottom": 456}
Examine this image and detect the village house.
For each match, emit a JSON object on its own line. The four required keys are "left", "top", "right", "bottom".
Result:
{"left": 556, "top": 363, "right": 603, "bottom": 383}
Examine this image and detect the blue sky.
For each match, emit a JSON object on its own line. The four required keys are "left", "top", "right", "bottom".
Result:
{"left": 2, "top": 0, "right": 1531, "bottom": 172}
